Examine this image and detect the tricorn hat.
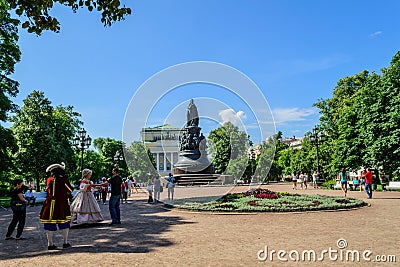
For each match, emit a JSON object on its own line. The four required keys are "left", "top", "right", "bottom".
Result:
{"left": 46, "top": 162, "right": 66, "bottom": 172}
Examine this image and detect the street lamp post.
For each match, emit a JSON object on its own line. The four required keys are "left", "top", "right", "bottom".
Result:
{"left": 309, "top": 126, "right": 326, "bottom": 180}
{"left": 249, "top": 147, "right": 256, "bottom": 184}
{"left": 250, "top": 148, "right": 256, "bottom": 175}
{"left": 73, "top": 128, "right": 92, "bottom": 172}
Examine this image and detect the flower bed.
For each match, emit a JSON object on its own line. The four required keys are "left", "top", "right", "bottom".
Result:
{"left": 171, "top": 189, "right": 366, "bottom": 212}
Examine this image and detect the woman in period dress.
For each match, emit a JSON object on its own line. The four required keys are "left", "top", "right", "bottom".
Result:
{"left": 70, "top": 169, "right": 103, "bottom": 225}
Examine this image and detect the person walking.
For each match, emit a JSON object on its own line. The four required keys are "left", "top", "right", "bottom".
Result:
{"left": 312, "top": 170, "right": 319, "bottom": 189}
{"left": 360, "top": 170, "right": 366, "bottom": 192}
{"left": 303, "top": 172, "right": 308, "bottom": 190}
{"left": 39, "top": 163, "right": 74, "bottom": 250}
{"left": 298, "top": 173, "right": 304, "bottom": 189}
{"left": 153, "top": 175, "right": 161, "bottom": 203}
{"left": 121, "top": 178, "right": 129, "bottom": 204}
{"left": 107, "top": 168, "right": 123, "bottom": 225}
{"left": 5, "top": 179, "right": 28, "bottom": 240}
{"left": 147, "top": 179, "right": 154, "bottom": 203}
{"left": 364, "top": 168, "right": 373, "bottom": 199}
{"left": 132, "top": 176, "right": 139, "bottom": 194}
{"left": 126, "top": 177, "right": 133, "bottom": 197}
{"left": 100, "top": 177, "right": 108, "bottom": 204}
{"left": 166, "top": 173, "right": 175, "bottom": 201}
{"left": 24, "top": 187, "right": 36, "bottom": 207}
{"left": 338, "top": 167, "right": 349, "bottom": 197}
{"left": 292, "top": 172, "right": 297, "bottom": 190}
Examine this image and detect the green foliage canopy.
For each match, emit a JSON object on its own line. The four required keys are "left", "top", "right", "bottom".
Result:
{"left": 11, "top": 91, "right": 81, "bottom": 190}
{"left": 208, "top": 122, "right": 250, "bottom": 175}
{"left": 7, "top": 0, "right": 132, "bottom": 35}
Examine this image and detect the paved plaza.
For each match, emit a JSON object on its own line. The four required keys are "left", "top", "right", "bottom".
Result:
{"left": 0, "top": 184, "right": 399, "bottom": 266}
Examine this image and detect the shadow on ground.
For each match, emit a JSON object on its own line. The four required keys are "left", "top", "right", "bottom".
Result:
{"left": 0, "top": 198, "right": 195, "bottom": 260}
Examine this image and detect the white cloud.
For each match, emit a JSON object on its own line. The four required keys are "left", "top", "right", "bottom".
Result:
{"left": 219, "top": 108, "right": 247, "bottom": 126}
{"left": 369, "top": 31, "right": 383, "bottom": 38}
{"left": 272, "top": 108, "right": 317, "bottom": 124}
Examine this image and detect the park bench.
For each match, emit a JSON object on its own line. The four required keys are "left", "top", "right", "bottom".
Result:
{"left": 387, "top": 181, "right": 400, "bottom": 190}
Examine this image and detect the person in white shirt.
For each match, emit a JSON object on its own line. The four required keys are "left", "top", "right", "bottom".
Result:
{"left": 298, "top": 173, "right": 304, "bottom": 189}
{"left": 312, "top": 171, "right": 319, "bottom": 189}
{"left": 126, "top": 178, "right": 133, "bottom": 197}
{"left": 153, "top": 176, "right": 161, "bottom": 203}
{"left": 166, "top": 173, "right": 175, "bottom": 201}
{"left": 24, "top": 188, "right": 36, "bottom": 207}
{"left": 303, "top": 173, "right": 308, "bottom": 189}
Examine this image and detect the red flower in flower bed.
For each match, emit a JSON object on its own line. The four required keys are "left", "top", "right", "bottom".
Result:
{"left": 247, "top": 200, "right": 259, "bottom": 206}
{"left": 244, "top": 189, "right": 278, "bottom": 199}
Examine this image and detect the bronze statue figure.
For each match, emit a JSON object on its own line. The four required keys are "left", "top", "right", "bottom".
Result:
{"left": 186, "top": 99, "right": 199, "bottom": 127}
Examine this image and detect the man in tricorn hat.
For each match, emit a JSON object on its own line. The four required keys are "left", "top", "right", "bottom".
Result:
{"left": 39, "top": 163, "right": 74, "bottom": 250}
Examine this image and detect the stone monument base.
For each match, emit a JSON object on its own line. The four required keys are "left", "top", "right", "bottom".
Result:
{"left": 173, "top": 173, "right": 221, "bottom": 186}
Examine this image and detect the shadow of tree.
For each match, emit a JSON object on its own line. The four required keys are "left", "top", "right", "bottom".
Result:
{"left": 0, "top": 199, "right": 195, "bottom": 260}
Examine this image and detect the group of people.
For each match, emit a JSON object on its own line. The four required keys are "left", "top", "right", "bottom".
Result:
{"left": 338, "top": 167, "right": 373, "bottom": 198}
{"left": 292, "top": 171, "right": 319, "bottom": 190}
{"left": 147, "top": 173, "right": 175, "bottom": 203}
{"left": 5, "top": 163, "right": 124, "bottom": 250}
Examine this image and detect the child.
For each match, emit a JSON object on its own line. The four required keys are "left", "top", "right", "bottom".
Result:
{"left": 147, "top": 179, "right": 153, "bottom": 203}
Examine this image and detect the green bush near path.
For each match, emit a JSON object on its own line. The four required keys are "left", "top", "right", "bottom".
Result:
{"left": 0, "top": 197, "right": 11, "bottom": 208}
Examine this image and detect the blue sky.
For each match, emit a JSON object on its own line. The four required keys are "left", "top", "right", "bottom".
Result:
{"left": 10, "top": 0, "right": 400, "bottom": 146}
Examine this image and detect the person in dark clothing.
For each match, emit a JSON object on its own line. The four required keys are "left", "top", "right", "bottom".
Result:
{"left": 5, "top": 179, "right": 28, "bottom": 240}
{"left": 106, "top": 168, "right": 123, "bottom": 225}
{"left": 100, "top": 177, "right": 108, "bottom": 204}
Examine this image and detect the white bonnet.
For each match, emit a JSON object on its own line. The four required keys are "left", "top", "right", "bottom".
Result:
{"left": 81, "top": 168, "right": 92, "bottom": 178}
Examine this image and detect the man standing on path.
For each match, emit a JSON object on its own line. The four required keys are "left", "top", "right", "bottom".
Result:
{"left": 39, "top": 163, "right": 74, "bottom": 250}
{"left": 107, "top": 168, "right": 123, "bottom": 225}
{"left": 364, "top": 168, "right": 373, "bottom": 199}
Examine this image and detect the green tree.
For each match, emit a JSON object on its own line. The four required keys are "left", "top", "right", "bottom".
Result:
{"left": 93, "top": 137, "right": 129, "bottom": 177}
{"left": 7, "top": 0, "right": 132, "bottom": 35}
{"left": 82, "top": 149, "right": 106, "bottom": 181}
{"left": 277, "top": 147, "right": 293, "bottom": 176}
{"left": 125, "top": 141, "right": 158, "bottom": 182}
{"left": 377, "top": 52, "right": 400, "bottom": 179}
{"left": 0, "top": 0, "right": 20, "bottom": 182}
{"left": 208, "top": 122, "right": 250, "bottom": 174}
{"left": 226, "top": 156, "right": 249, "bottom": 181}
{"left": 314, "top": 71, "right": 370, "bottom": 171}
{"left": 11, "top": 91, "right": 81, "bottom": 190}
{"left": 358, "top": 52, "right": 400, "bottom": 179}
{"left": 314, "top": 51, "right": 400, "bottom": 180}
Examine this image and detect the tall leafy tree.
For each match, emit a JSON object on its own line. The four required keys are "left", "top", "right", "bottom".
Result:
{"left": 361, "top": 52, "right": 400, "bottom": 179}
{"left": 93, "top": 137, "right": 129, "bottom": 177}
{"left": 11, "top": 91, "right": 81, "bottom": 190}
{"left": 125, "top": 141, "right": 157, "bottom": 182}
{"left": 0, "top": 0, "right": 20, "bottom": 182}
{"left": 314, "top": 71, "right": 370, "bottom": 171}
{"left": 81, "top": 149, "right": 106, "bottom": 182}
{"left": 314, "top": 51, "right": 400, "bottom": 180}
{"left": 208, "top": 122, "right": 250, "bottom": 174}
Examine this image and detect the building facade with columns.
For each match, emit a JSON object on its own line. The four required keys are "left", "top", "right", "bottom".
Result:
{"left": 140, "top": 124, "right": 181, "bottom": 175}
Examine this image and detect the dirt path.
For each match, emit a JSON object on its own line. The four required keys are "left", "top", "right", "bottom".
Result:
{"left": 1, "top": 184, "right": 399, "bottom": 266}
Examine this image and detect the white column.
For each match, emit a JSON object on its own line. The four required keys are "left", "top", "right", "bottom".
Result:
{"left": 163, "top": 152, "right": 167, "bottom": 171}
{"left": 170, "top": 152, "right": 174, "bottom": 169}
{"left": 156, "top": 152, "right": 160, "bottom": 171}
